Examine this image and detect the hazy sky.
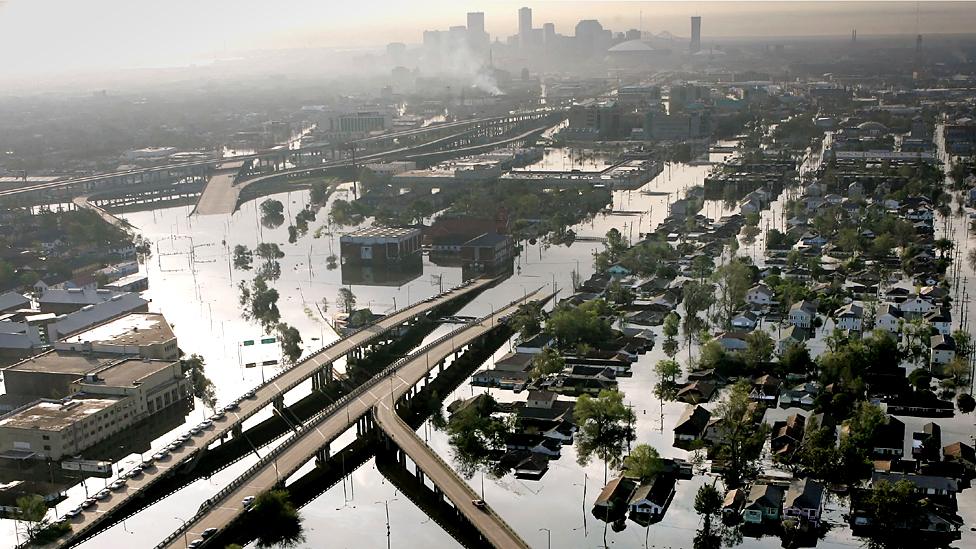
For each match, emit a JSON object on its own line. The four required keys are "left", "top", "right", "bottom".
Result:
{"left": 1, "top": 1, "right": 974, "bottom": 77}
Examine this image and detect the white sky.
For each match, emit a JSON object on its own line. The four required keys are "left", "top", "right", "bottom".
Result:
{"left": 0, "top": 1, "right": 973, "bottom": 77}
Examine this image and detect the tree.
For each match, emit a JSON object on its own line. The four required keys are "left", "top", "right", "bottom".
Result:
{"left": 259, "top": 199, "right": 285, "bottom": 228}
{"left": 545, "top": 302, "right": 612, "bottom": 349}
{"left": 663, "top": 312, "right": 680, "bottom": 340}
{"left": 744, "top": 330, "right": 774, "bottom": 369}
{"left": 712, "top": 260, "right": 752, "bottom": 329}
{"left": 796, "top": 417, "right": 842, "bottom": 482}
{"left": 181, "top": 354, "right": 217, "bottom": 412}
{"left": 839, "top": 402, "right": 887, "bottom": 482}
{"left": 622, "top": 444, "right": 663, "bottom": 482}
{"left": 309, "top": 180, "right": 331, "bottom": 206}
{"left": 250, "top": 490, "right": 305, "bottom": 548}
{"left": 861, "top": 479, "right": 925, "bottom": 549}
{"left": 952, "top": 329, "right": 972, "bottom": 358}
{"left": 337, "top": 287, "right": 357, "bottom": 314}
{"left": 693, "top": 484, "right": 723, "bottom": 549}
{"left": 509, "top": 303, "right": 542, "bottom": 339}
{"left": 691, "top": 255, "right": 715, "bottom": 282}
{"left": 530, "top": 348, "right": 565, "bottom": 379}
{"left": 233, "top": 245, "right": 253, "bottom": 270}
{"left": 574, "top": 389, "right": 636, "bottom": 482}
{"left": 15, "top": 494, "right": 49, "bottom": 541}
{"left": 239, "top": 277, "right": 281, "bottom": 333}
{"left": 714, "top": 380, "right": 766, "bottom": 487}
{"left": 277, "top": 323, "right": 303, "bottom": 364}
{"left": 446, "top": 394, "right": 513, "bottom": 478}
{"left": 780, "top": 342, "right": 814, "bottom": 375}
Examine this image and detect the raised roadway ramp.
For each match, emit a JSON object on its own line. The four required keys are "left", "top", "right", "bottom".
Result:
{"left": 156, "top": 290, "right": 538, "bottom": 549}
{"left": 47, "top": 278, "right": 492, "bottom": 549}
{"left": 374, "top": 382, "right": 530, "bottom": 548}
{"left": 191, "top": 160, "right": 245, "bottom": 215}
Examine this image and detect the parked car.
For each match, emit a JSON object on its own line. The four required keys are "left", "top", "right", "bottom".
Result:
{"left": 94, "top": 490, "right": 110, "bottom": 500}
{"left": 472, "top": 499, "right": 487, "bottom": 510}
{"left": 64, "top": 507, "right": 82, "bottom": 518}
{"left": 201, "top": 527, "right": 218, "bottom": 538}
{"left": 242, "top": 495, "right": 256, "bottom": 508}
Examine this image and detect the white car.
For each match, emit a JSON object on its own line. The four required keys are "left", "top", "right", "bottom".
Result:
{"left": 241, "top": 495, "right": 256, "bottom": 508}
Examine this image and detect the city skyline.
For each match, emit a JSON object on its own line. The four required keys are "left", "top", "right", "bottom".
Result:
{"left": 1, "top": 1, "right": 975, "bottom": 78}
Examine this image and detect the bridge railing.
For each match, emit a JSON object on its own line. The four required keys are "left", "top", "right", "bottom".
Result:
{"left": 47, "top": 280, "right": 485, "bottom": 549}
{"left": 153, "top": 282, "right": 518, "bottom": 549}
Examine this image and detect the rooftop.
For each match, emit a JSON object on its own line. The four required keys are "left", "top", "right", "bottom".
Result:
{"left": 38, "top": 288, "right": 122, "bottom": 306}
{"left": 62, "top": 312, "right": 174, "bottom": 347}
{"left": 5, "top": 350, "right": 114, "bottom": 376}
{"left": 0, "top": 397, "right": 122, "bottom": 432}
{"left": 0, "top": 292, "right": 29, "bottom": 312}
{"left": 81, "top": 358, "right": 178, "bottom": 388}
{"left": 342, "top": 226, "right": 421, "bottom": 240}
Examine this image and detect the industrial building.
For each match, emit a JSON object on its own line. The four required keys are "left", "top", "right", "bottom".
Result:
{"left": 38, "top": 288, "right": 126, "bottom": 315}
{"left": 0, "top": 357, "right": 190, "bottom": 460}
{"left": 47, "top": 293, "right": 149, "bottom": 341}
{"left": 460, "top": 233, "right": 514, "bottom": 273}
{"left": 340, "top": 226, "right": 422, "bottom": 266}
{"left": 55, "top": 312, "right": 178, "bottom": 360}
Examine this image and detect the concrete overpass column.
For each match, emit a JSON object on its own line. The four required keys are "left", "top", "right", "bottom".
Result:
{"left": 232, "top": 424, "right": 243, "bottom": 438}
{"left": 315, "top": 443, "right": 330, "bottom": 466}
{"left": 273, "top": 395, "right": 285, "bottom": 412}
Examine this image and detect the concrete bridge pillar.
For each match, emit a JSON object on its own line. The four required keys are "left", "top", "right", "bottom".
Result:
{"left": 315, "top": 443, "right": 330, "bottom": 466}
{"left": 311, "top": 372, "right": 321, "bottom": 391}
{"left": 232, "top": 424, "right": 243, "bottom": 438}
{"left": 273, "top": 395, "right": 285, "bottom": 412}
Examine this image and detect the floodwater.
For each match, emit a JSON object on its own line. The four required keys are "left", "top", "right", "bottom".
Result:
{"left": 4, "top": 141, "right": 973, "bottom": 549}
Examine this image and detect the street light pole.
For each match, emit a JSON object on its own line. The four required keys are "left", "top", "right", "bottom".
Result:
{"left": 539, "top": 527, "right": 551, "bottom": 549}
{"left": 175, "top": 516, "right": 188, "bottom": 547}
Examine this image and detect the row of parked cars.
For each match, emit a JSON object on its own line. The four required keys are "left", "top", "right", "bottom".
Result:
{"left": 57, "top": 392, "right": 261, "bottom": 527}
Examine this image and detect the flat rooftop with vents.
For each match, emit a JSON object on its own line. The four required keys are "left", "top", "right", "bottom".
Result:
{"left": 56, "top": 312, "right": 177, "bottom": 359}
{"left": 0, "top": 397, "right": 122, "bottom": 431}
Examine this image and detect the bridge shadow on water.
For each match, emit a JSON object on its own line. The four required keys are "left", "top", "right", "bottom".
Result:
{"left": 209, "top": 323, "right": 514, "bottom": 549}
{"left": 68, "top": 286, "right": 490, "bottom": 545}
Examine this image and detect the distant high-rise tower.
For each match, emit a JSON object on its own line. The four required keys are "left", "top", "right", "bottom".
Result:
{"left": 467, "top": 12, "right": 485, "bottom": 36}
{"left": 519, "top": 7, "right": 533, "bottom": 48}
{"left": 467, "top": 11, "right": 488, "bottom": 52}
{"left": 690, "top": 16, "right": 701, "bottom": 53}
{"left": 543, "top": 22, "right": 556, "bottom": 46}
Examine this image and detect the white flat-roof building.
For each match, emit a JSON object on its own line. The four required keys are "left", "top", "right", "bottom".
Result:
{"left": 0, "top": 397, "right": 128, "bottom": 460}
{"left": 55, "top": 312, "right": 177, "bottom": 360}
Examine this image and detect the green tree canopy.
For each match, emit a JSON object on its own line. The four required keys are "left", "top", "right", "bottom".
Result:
{"left": 622, "top": 444, "right": 663, "bottom": 482}
{"left": 574, "top": 389, "right": 636, "bottom": 482}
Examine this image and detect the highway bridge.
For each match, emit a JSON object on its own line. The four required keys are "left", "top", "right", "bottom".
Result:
{"left": 43, "top": 278, "right": 492, "bottom": 548}
{"left": 155, "top": 292, "right": 539, "bottom": 549}
{"left": 0, "top": 109, "right": 563, "bottom": 207}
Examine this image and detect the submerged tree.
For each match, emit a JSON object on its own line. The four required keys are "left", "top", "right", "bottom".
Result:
{"left": 181, "top": 354, "right": 217, "bottom": 412}
{"left": 574, "top": 389, "right": 636, "bottom": 483}
{"left": 250, "top": 490, "right": 305, "bottom": 548}
{"left": 259, "top": 199, "right": 285, "bottom": 228}
{"left": 445, "top": 394, "right": 514, "bottom": 478}
{"left": 277, "top": 323, "right": 303, "bottom": 364}
{"left": 622, "top": 444, "right": 663, "bottom": 482}
{"left": 15, "top": 494, "right": 49, "bottom": 542}
{"left": 337, "top": 287, "right": 357, "bottom": 314}
{"left": 232, "top": 244, "right": 253, "bottom": 270}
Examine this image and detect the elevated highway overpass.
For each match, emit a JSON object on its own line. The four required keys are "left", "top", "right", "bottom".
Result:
{"left": 155, "top": 291, "right": 539, "bottom": 549}
{"left": 44, "top": 278, "right": 492, "bottom": 548}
